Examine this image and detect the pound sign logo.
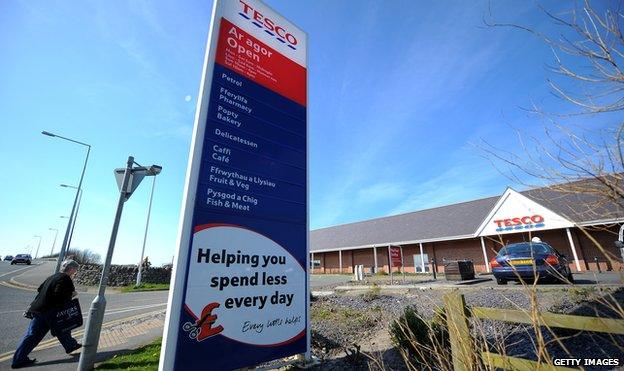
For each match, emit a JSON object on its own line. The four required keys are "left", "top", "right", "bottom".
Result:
{"left": 182, "top": 302, "right": 224, "bottom": 342}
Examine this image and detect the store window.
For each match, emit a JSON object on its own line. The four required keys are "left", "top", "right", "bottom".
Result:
{"left": 413, "top": 253, "right": 429, "bottom": 272}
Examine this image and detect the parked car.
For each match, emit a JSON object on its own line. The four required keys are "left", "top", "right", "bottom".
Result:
{"left": 3, "top": 255, "right": 13, "bottom": 261}
{"left": 11, "top": 254, "right": 32, "bottom": 265}
{"left": 491, "top": 242, "right": 573, "bottom": 285}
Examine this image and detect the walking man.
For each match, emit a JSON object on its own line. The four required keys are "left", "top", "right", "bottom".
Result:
{"left": 12, "top": 259, "right": 82, "bottom": 368}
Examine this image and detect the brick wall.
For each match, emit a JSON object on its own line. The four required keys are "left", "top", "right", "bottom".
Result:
{"left": 310, "top": 225, "right": 623, "bottom": 274}
{"left": 401, "top": 245, "right": 420, "bottom": 273}
{"left": 345, "top": 250, "right": 354, "bottom": 273}
{"left": 352, "top": 248, "right": 375, "bottom": 274}
{"left": 310, "top": 252, "right": 325, "bottom": 274}
{"left": 324, "top": 251, "right": 341, "bottom": 273}
{"left": 575, "top": 225, "right": 621, "bottom": 271}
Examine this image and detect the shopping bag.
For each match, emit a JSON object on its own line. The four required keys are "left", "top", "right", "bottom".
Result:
{"left": 48, "top": 298, "right": 83, "bottom": 336}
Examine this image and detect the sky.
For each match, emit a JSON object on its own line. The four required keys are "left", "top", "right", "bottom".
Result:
{"left": 0, "top": 0, "right": 614, "bottom": 265}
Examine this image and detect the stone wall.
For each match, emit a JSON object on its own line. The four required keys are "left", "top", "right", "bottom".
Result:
{"left": 74, "top": 264, "right": 171, "bottom": 286}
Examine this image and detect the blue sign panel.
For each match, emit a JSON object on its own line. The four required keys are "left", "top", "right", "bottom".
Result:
{"left": 161, "top": 1, "right": 308, "bottom": 370}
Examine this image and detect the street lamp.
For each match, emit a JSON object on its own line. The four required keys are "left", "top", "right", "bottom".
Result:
{"left": 136, "top": 165, "right": 163, "bottom": 286}
{"left": 60, "top": 184, "right": 82, "bottom": 251}
{"left": 42, "top": 130, "right": 91, "bottom": 273}
{"left": 33, "top": 235, "right": 42, "bottom": 259}
{"left": 59, "top": 216, "right": 70, "bottom": 258}
{"left": 78, "top": 156, "right": 161, "bottom": 371}
{"left": 49, "top": 228, "right": 59, "bottom": 256}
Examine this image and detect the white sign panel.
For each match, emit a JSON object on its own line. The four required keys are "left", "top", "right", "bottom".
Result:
{"left": 477, "top": 188, "right": 574, "bottom": 237}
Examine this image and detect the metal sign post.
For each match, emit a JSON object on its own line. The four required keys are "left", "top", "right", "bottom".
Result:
{"left": 137, "top": 176, "right": 158, "bottom": 286}
{"left": 78, "top": 156, "right": 160, "bottom": 371}
{"left": 387, "top": 246, "right": 393, "bottom": 285}
{"left": 78, "top": 156, "right": 134, "bottom": 371}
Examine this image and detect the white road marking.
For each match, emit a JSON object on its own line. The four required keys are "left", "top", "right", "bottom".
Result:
{"left": 83, "top": 303, "right": 167, "bottom": 319}
{"left": 0, "top": 265, "right": 34, "bottom": 279}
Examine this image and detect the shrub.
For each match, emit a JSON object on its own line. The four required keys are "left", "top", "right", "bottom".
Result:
{"left": 42, "top": 249, "right": 101, "bottom": 264}
{"left": 62, "top": 248, "right": 101, "bottom": 264}
{"left": 390, "top": 306, "right": 449, "bottom": 365}
{"left": 362, "top": 284, "right": 381, "bottom": 302}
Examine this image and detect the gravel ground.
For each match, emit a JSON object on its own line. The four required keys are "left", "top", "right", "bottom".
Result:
{"left": 306, "top": 287, "right": 624, "bottom": 370}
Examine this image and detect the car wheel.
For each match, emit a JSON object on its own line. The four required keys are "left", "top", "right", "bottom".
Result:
{"left": 496, "top": 278, "right": 507, "bottom": 285}
{"left": 10, "top": 262, "right": 14, "bottom": 265}
{"left": 27, "top": 262, "right": 31, "bottom": 265}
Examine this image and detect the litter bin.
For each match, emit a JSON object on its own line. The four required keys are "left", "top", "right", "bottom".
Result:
{"left": 444, "top": 260, "right": 475, "bottom": 281}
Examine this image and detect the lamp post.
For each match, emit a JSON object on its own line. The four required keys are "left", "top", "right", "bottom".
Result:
{"left": 136, "top": 173, "right": 160, "bottom": 286}
{"left": 33, "top": 235, "right": 42, "bottom": 259}
{"left": 49, "top": 228, "right": 59, "bottom": 256}
{"left": 42, "top": 131, "right": 90, "bottom": 273}
{"left": 59, "top": 216, "right": 70, "bottom": 257}
{"left": 78, "top": 156, "right": 161, "bottom": 371}
{"left": 60, "top": 184, "right": 82, "bottom": 250}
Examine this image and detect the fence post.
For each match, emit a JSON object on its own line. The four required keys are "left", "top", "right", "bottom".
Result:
{"left": 443, "top": 292, "right": 474, "bottom": 371}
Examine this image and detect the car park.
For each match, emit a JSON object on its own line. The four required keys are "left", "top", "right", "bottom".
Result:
{"left": 3, "top": 255, "right": 13, "bottom": 261}
{"left": 11, "top": 254, "right": 32, "bottom": 265}
{"left": 490, "top": 242, "right": 573, "bottom": 285}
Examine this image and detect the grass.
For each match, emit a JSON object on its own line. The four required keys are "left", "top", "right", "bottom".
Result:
{"left": 120, "top": 283, "right": 170, "bottom": 292}
{"left": 362, "top": 284, "right": 381, "bottom": 302}
{"left": 96, "top": 339, "right": 161, "bottom": 370}
{"left": 311, "top": 305, "right": 380, "bottom": 329}
{"left": 311, "top": 307, "right": 333, "bottom": 320}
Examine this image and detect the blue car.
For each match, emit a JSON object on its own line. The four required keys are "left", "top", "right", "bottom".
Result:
{"left": 491, "top": 242, "right": 574, "bottom": 285}
{"left": 11, "top": 254, "right": 32, "bottom": 265}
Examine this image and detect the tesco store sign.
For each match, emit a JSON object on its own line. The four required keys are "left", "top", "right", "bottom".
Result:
{"left": 238, "top": 0, "right": 299, "bottom": 49}
{"left": 493, "top": 214, "right": 545, "bottom": 232}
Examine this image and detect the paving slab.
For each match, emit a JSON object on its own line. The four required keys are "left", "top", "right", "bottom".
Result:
{"left": 0, "top": 310, "right": 165, "bottom": 370}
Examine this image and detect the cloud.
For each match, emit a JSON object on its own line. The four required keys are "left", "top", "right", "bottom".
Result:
{"left": 388, "top": 162, "right": 501, "bottom": 216}
{"left": 151, "top": 123, "right": 193, "bottom": 140}
{"left": 90, "top": 2, "right": 194, "bottom": 141}
{"left": 312, "top": 3, "right": 507, "bottom": 228}
{"left": 357, "top": 182, "right": 406, "bottom": 204}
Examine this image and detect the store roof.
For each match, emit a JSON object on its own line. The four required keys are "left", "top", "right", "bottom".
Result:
{"left": 310, "top": 177, "right": 623, "bottom": 252}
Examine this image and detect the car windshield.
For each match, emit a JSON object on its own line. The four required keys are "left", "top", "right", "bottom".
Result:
{"left": 498, "top": 243, "right": 552, "bottom": 256}
{"left": 16, "top": 254, "right": 28, "bottom": 258}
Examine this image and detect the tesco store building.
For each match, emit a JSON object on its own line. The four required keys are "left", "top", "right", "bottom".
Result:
{"left": 310, "top": 184, "right": 623, "bottom": 275}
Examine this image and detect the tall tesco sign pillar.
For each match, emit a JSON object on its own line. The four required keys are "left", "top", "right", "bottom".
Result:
{"left": 160, "top": 1, "right": 308, "bottom": 369}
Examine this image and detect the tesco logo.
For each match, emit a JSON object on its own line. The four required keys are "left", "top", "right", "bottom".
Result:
{"left": 493, "top": 215, "right": 545, "bottom": 232}
{"left": 238, "top": 0, "right": 298, "bottom": 50}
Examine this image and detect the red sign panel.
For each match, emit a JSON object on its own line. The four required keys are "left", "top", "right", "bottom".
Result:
{"left": 215, "top": 18, "right": 307, "bottom": 106}
{"left": 390, "top": 247, "right": 402, "bottom": 267}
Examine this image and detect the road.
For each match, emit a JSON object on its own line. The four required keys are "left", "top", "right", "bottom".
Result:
{"left": 0, "top": 260, "right": 351, "bottom": 360}
{"left": 0, "top": 261, "right": 168, "bottom": 356}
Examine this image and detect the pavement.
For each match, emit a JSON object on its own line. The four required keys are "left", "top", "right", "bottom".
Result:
{"left": 5, "top": 263, "right": 614, "bottom": 369}
{"left": 0, "top": 264, "right": 353, "bottom": 370}
{"left": 331, "top": 271, "right": 624, "bottom": 292}
{"left": 0, "top": 260, "right": 168, "bottom": 370}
